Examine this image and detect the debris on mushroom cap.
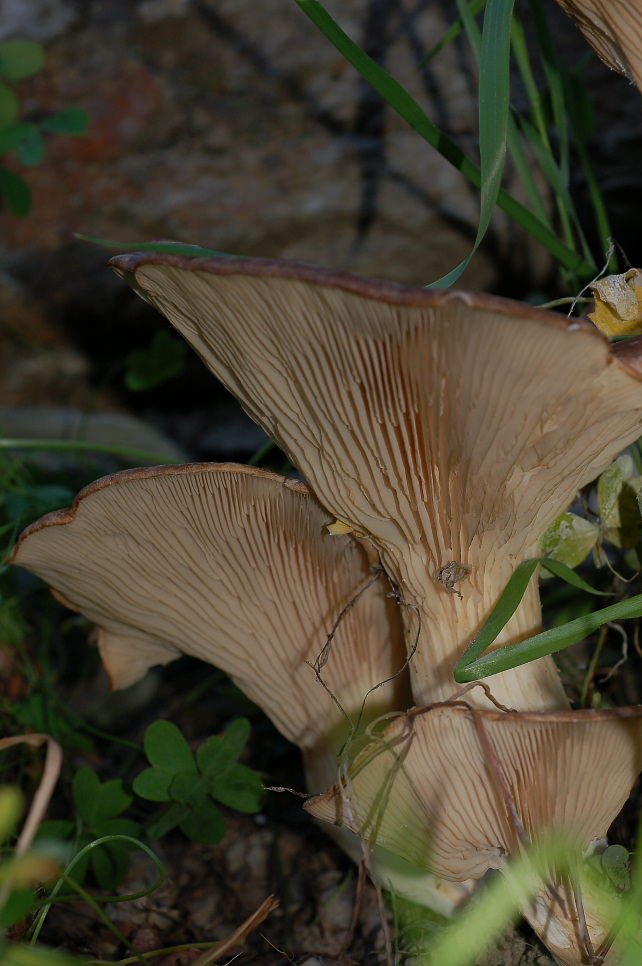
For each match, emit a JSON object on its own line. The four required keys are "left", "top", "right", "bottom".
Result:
{"left": 553, "top": 0, "right": 642, "bottom": 91}
{"left": 305, "top": 701, "right": 642, "bottom": 964}
{"left": 109, "top": 253, "right": 642, "bottom": 711}
{"left": 9, "top": 461, "right": 409, "bottom": 789}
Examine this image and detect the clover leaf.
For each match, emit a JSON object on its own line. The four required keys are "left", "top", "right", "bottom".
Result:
{"left": 134, "top": 719, "right": 264, "bottom": 845}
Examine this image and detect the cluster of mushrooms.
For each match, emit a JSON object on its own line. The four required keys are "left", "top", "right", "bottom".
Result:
{"left": 11, "top": 253, "right": 642, "bottom": 964}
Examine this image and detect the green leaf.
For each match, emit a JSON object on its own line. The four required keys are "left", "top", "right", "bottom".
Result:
{"left": 0, "top": 888, "right": 37, "bottom": 927}
{"left": 143, "top": 720, "right": 196, "bottom": 774}
{"left": 72, "top": 768, "right": 101, "bottom": 824}
{"left": 4, "top": 483, "right": 75, "bottom": 523}
{"left": 0, "top": 121, "right": 36, "bottom": 155}
{"left": 0, "top": 41, "right": 45, "bottom": 80}
{"left": 89, "top": 842, "right": 128, "bottom": 891}
{"left": 455, "top": 592, "right": 642, "bottom": 681}
{"left": 539, "top": 512, "right": 600, "bottom": 571}
{"left": 92, "top": 778, "right": 133, "bottom": 822}
{"left": 197, "top": 719, "right": 250, "bottom": 776}
{"left": 124, "top": 330, "right": 187, "bottom": 392}
{"left": 222, "top": 718, "right": 251, "bottom": 759}
{"left": 0, "top": 83, "right": 19, "bottom": 126}
{"left": 149, "top": 802, "right": 189, "bottom": 839}
{"left": 2, "top": 943, "right": 85, "bottom": 965}
{"left": 169, "top": 770, "right": 206, "bottom": 807}
{"left": 100, "top": 817, "right": 141, "bottom": 840}
{"left": 40, "top": 107, "right": 88, "bottom": 135}
{"left": 133, "top": 766, "right": 174, "bottom": 802}
{"left": 0, "top": 167, "right": 31, "bottom": 216}
{"left": 18, "top": 128, "right": 44, "bottom": 167}
{"left": 179, "top": 800, "right": 225, "bottom": 845}
{"left": 35, "top": 820, "right": 75, "bottom": 842}
{"left": 208, "top": 764, "right": 264, "bottom": 813}
{"left": 598, "top": 456, "right": 642, "bottom": 548}
{"left": 601, "top": 844, "right": 629, "bottom": 890}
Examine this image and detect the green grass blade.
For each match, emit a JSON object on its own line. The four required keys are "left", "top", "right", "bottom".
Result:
{"left": 431, "top": 0, "right": 517, "bottom": 287}
{"left": 74, "top": 234, "right": 240, "bottom": 258}
{"left": 515, "top": 110, "right": 593, "bottom": 263}
{"left": 563, "top": 68, "right": 616, "bottom": 269}
{"left": 539, "top": 557, "right": 610, "bottom": 595}
{"left": 454, "top": 556, "right": 611, "bottom": 676}
{"left": 455, "top": 559, "right": 540, "bottom": 670}
{"left": 528, "top": 0, "right": 569, "bottom": 185}
{"left": 424, "top": 837, "right": 573, "bottom": 966}
{"left": 294, "top": 0, "right": 593, "bottom": 279}
{"left": 0, "top": 438, "right": 178, "bottom": 465}
{"left": 421, "top": 0, "right": 487, "bottom": 64}
{"left": 456, "top": 593, "right": 642, "bottom": 681}
{"left": 455, "top": 0, "right": 550, "bottom": 229}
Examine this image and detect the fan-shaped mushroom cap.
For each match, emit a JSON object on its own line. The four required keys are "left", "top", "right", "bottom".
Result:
{"left": 306, "top": 702, "right": 642, "bottom": 964}
{"left": 10, "top": 462, "right": 408, "bottom": 793}
{"left": 554, "top": 0, "right": 642, "bottom": 91}
{"left": 109, "top": 254, "right": 642, "bottom": 711}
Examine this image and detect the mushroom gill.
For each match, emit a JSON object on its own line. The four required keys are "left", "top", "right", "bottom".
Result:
{"left": 109, "top": 253, "right": 642, "bottom": 713}
{"left": 306, "top": 702, "right": 642, "bottom": 964}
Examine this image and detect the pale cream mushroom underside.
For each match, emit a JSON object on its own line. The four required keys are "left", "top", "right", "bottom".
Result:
{"left": 554, "top": 0, "right": 642, "bottom": 92}
{"left": 306, "top": 702, "right": 642, "bottom": 965}
{"left": 10, "top": 462, "right": 410, "bottom": 794}
{"left": 11, "top": 461, "right": 472, "bottom": 916}
{"left": 110, "top": 253, "right": 642, "bottom": 714}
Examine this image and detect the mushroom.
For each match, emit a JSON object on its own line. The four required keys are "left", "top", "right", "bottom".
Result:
{"left": 109, "top": 253, "right": 642, "bottom": 715}
{"left": 306, "top": 701, "right": 642, "bottom": 964}
{"left": 8, "top": 461, "right": 473, "bottom": 915}
{"left": 553, "top": 1, "right": 642, "bottom": 92}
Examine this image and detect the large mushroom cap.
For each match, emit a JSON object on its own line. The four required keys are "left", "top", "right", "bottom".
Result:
{"left": 554, "top": 0, "right": 642, "bottom": 91}
{"left": 109, "top": 253, "right": 642, "bottom": 709}
{"left": 10, "top": 462, "right": 408, "bottom": 788}
{"left": 306, "top": 702, "right": 642, "bottom": 964}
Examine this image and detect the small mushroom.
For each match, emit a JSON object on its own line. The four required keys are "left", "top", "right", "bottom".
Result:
{"left": 109, "top": 254, "right": 642, "bottom": 713}
{"left": 306, "top": 701, "right": 642, "bottom": 964}
{"left": 553, "top": 1, "right": 642, "bottom": 91}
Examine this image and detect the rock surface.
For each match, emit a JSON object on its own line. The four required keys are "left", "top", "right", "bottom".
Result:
{"left": 0, "top": 0, "right": 558, "bottom": 309}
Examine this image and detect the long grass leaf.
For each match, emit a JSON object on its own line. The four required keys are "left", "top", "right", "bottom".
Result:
{"left": 455, "top": 556, "right": 611, "bottom": 677}
{"left": 516, "top": 110, "right": 592, "bottom": 262}
{"left": 456, "top": 0, "right": 550, "bottom": 228}
{"left": 294, "top": 0, "right": 593, "bottom": 278}
{"left": 421, "top": 0, "right": 487, "bottom": 64}
{"left": 432, "top": 0, "right": 517, "bottom": 287}
{"left": 456, "top": 594, "right": 642, "bottom": 681}
{"left": 455, "top": 559, "right": 540, "bottom": 669}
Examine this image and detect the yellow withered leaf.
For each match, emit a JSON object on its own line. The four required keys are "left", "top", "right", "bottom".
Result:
{"left": 589, "top": 268, "right": 642, "bottom": 337}
{"left": 326, "top": 519, "right": 366, "bottom": 537}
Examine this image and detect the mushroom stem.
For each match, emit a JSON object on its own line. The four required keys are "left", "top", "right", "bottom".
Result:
{"left": 387, "top": 551, "right": 569, "bottom": 711}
